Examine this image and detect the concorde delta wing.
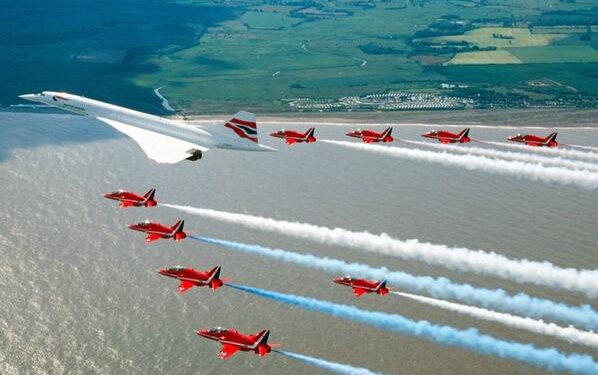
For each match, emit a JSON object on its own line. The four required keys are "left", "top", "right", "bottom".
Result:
{"left": 96, "top": 117, "right": 208, "bottom": 164}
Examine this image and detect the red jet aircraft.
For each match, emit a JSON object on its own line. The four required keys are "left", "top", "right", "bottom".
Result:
{"left": 333, "top": 276, "right": 389, "bottom": 297}
{"left": 196, "top": 328, "right": 273, "bottom": 359}
{"left": 507, "top": 132, "right": 558, "bottom": 147}
{"left": 103, "top": 188, "right": 157, "bottom": 208}
{"left": 159, "top": 265, "right": 224, "bottom": 293}
{"left": 128, "top": 220, "right": 186, "bottom": 243}
{"left": 270, "top": 128, "right": 316, "bottom": 144}
{"left": 346, "top": 127, "right": 394, "bottom": 143}
{"left": 421, "top": 128, "right": 470, "bottom": 144}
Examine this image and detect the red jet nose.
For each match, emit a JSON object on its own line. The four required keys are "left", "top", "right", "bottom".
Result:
{"left": 332, "top": 278, "right": 343, "bottom": 284}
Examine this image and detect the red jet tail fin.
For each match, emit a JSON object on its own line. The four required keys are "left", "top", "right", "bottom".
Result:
{"left": 376, "top": 280, "right": 389, "bottom": 296}
{"left": 207, "top": 265, "right": 221, "bottom": 281}
{"left": 171, "top": 220, "right": 186, "bottom": 241}
{"left": 544, "top": 132, "right": 558, "bottom": 146}
{"left": 458, "top": 128, "right": 470, "bottom": 140}
{"left": 303, "top": 128, "right": 316, "bottom": 142}
{"left": 253, "top": 329, "right": 271, "bottom": 356}
{"left": 143, "top": 188, "right": 157, "bottom": 206}
{"left": 382, "top": 127, "right": 392, "bottom": 138}
{"left": 143, "top": 188, "right": 156, "bottom": 200}
{"left": 381, "top": 127, "right": 394, "bottom": 142}
{"left": 171, "top": 220, "right": 184, "bottom": 233}
{"left": 255, "top": 329, "right": 270, "bottom": 346}
{"left": 207, "top": 265, "right": 223, "bottom": 290}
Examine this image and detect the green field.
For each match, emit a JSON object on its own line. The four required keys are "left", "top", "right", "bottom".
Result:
{"left": 447, "top": 50, "right": 522, "bottom": 65}
{"left": 241, "top": 10, "right": 297, "bottom": 29}
{"left": 447, "top": 44, "right": 598, "bottom": 65}
{"left": 508, "top": 45, "right": 598, "bottom": 63}
{"left": 134, "top": 1, "right": 442, "bottom": 112}
{"left": 423, "top": 27, "right": 565, "bottom": 48}
{"left": 1, "top": 0, "right": 597, "bottom": 113}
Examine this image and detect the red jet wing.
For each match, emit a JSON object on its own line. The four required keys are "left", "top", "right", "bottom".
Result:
{"left": 146, "top": 233, "right": 162, "bottom": 243}
{"left": 178, "top": 280, "right": 195, "bottom": 294}
{"left": 353, "top": 288, "right": 367, "bottom": 297}
{"left": 219, "top": 344, "right": 240, "bottom": 359}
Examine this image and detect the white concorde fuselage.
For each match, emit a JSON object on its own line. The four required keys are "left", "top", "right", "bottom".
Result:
{"left": 19, "top": 91, "right": 272, "bottom": 153}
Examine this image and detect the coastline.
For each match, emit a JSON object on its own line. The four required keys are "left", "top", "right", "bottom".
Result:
{"left": 153, "top": 87, "right": 175, "bottom": 112}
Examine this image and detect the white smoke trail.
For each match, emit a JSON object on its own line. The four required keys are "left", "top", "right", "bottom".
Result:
{"left": 274, "top": 350, "right": 386, "bottom": 375}
{"left": 403, "top": 140, "right": 598, "bottom": 172}
{"left": 482, "top": 141, "right": 598, "bottom": 162}
{"left": 322, "top": 140, "right": 598, "bottom": 190}
{"left": 391, "top": 291, "right": 598, "bottom": 349}
{"left": 165, "top": 204, "right": 598, "bottom": 298}
{"left": 192, "top": 235, "right": 598, "bottom": 330}
{"left": 568, "top": 144, "right": 598, "bottom": 152}
{"left": 230, "top": 284, "right": 598, "bottom": 375}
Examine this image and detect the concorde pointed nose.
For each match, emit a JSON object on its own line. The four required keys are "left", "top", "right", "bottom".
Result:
{"left": 19, "top": 94, "right": 37, "bottom": 101}
{"left": 258, "top": 144, "right": 277, "bottom": 152}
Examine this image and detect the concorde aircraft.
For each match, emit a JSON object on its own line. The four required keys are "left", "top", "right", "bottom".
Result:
{"left": 19, "top": 91, "right": 275, "bottom": 163}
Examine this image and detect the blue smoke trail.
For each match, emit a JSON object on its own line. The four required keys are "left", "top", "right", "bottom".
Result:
{"left": 273, "top": 350, "right": 386, "bottom": 375}
{"left": 230, "top": 284, "right": 598, "bottom": 375}
{"left": 190, "top": 235, "right": 598, "bottom": 330}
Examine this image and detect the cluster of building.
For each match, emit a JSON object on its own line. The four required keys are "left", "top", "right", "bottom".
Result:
{"left": 286, "top": 92, "right": 473, "bottom": 111}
